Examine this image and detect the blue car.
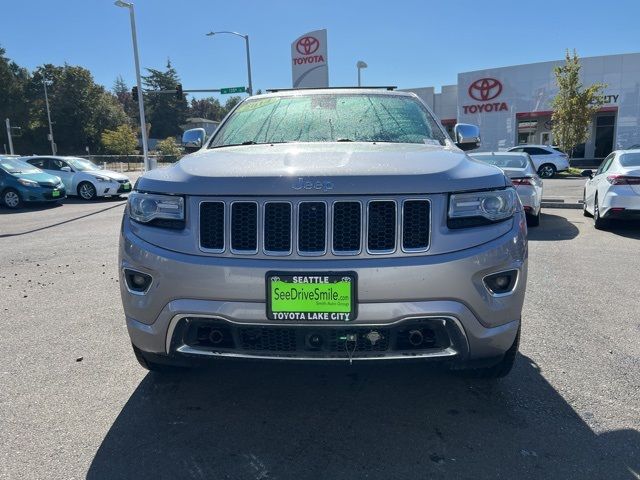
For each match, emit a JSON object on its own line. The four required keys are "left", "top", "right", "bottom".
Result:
{"left": 0, "top": 156, "right": 67, "bottom": 209}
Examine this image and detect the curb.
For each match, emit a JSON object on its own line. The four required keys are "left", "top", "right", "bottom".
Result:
{"left": 541, "top": 201, "right": 583, "bottom": 210}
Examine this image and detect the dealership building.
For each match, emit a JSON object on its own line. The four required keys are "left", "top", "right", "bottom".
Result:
{"left": 406, "top": 52, "right": 640, "bottom": 161}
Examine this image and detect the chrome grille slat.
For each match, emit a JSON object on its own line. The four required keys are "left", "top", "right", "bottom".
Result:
{"left": 198, "top": 197, "right": 430, "bottom": 258}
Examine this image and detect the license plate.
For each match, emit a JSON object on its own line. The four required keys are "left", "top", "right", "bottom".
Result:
{"left": 123, "top": 183, "right": 131, "bottom": 190}
{"left": 51, "top": 190, "right": 60, "bottom": 198}
{"left": 266, "top": 272, "right": 357, "bottom": 321}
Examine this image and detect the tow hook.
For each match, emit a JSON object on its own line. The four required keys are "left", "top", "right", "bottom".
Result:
{"left": 340, "top": 333, "right": 358, "bottom": 364}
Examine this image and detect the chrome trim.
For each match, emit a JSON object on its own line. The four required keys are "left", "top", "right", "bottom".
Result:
{"left": 121, "top": 267, "right": 153, "bottom": 296}
{"left": 230, "top": 200, "right": 259, "bottom": 255}
{"left": 297, "top": 201, "right": 328, "bottom": 256}
{"left": 164, "top": 313, "right": 468, "bottom": 356}
{"left": 175, "top": 345, "right": 458, "bottom": 361}
{"left": 262, "top": 201, "right": 293, "bottom": 256}
{"left": 482, "top": 268, "right": 520, "bottom": 298}
{"left": 366, "top": 200, "right": 397, "bottom": 255}
{"left": 198, "top": 200, "right": 225, "bottom": 253}
{"left": 331, "top": 200, "right": 363, "bottom": 256}
{"left": 401, "top": 198, "right": 432, "bottom": 253}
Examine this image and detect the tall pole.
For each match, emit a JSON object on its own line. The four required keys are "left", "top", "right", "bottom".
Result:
{"left": 43, "top": 79, "right": 56, "bottom": 155}
{"left": 116, "top": 1, "right": 150, "bottom": 171}
{"left": 244, "top": 35, "right": 253, "bottom": 96}
{"left": 357, "top": 67, "right": 361, "bottom": 87}
{"left": 127, "top": 5, "right": 150, "bottom": 171}
{"left": 5, "top": 118, "right": 14, "bottom": 155}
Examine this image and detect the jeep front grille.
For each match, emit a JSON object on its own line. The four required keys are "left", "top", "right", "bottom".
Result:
{"left": 198, "top": 197, "right": 430, "bottom": 257}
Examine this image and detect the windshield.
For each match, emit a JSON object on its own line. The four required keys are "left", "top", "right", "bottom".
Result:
{"left": 620, "top": 152, "right": 640, "bottom": 167}
{"left": 66, "top": 158, "right": 100, "bottom": 171}
{"left": 209, "top": 93, "right": 446, "bottom": 148}
{"left": 0, "top": 157, "right": 41, "bottom": 174}
{"left": 470, "top": 154, "right": 528, "bottom": 169}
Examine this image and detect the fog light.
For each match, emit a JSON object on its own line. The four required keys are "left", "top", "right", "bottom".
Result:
{"left": 484, "top": 270, "right": 518, "bottom": 295}
{"left": 124, "top": 269, "right": 152, "bottom": 293}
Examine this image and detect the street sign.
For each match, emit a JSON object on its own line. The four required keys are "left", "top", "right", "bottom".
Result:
{"left": 220, "top": 86, "right": 246, "bottom": 94}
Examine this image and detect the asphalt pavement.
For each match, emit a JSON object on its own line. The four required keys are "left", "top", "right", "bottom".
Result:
{"left": 0, "top": 198, "right": 639, "bottom": 480}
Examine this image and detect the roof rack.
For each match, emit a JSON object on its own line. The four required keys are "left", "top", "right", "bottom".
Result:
{"left": 265, "top": 86, "right": 397, "bottom": 93}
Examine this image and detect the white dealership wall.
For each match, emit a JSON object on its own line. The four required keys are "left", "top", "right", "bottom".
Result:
{"left": 407, "top": 52, "right": 640, "bottom": 158}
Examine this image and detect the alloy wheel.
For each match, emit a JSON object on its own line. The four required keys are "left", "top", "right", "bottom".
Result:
{"left": 4, "top": 191, "right": 20, "bottom": 208}
{"left": 79, "top": 182, "right": 96, "bottom": 200}
{"left": 539, "top": 165, "right": 555, "bottom": 178}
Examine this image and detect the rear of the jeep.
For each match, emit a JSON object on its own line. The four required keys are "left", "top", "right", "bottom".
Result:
{"left": 120, "top": 89, "right": 527, "bottom": 378}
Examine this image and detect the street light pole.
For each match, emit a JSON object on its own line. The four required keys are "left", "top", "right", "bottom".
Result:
{"left": 43, "top": 79, "right": 56, "bottom": 154}
{"left": 206, "top": 31, "right": 253, "bottom": 95}
{"left": 356, "top": 60, "right": 368, "bottom": 87}
{"left": 5, "top": 118, "right": 14, "bottom": 155}
{"left": 115, "top": 0, "right": 150, "bottom": 171}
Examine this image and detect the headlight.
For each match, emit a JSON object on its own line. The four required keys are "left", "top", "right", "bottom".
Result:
{"left": 93, "top": 176, "right": 110, "bottom": 182}
{"left": 17, "top": 178, "right": 38, "bottom": 188}
{"left": 448, "top": 188, "right": 517, "bottom": 228}
{"left": 128, "top": 192, "right": 184, "bottom": 228}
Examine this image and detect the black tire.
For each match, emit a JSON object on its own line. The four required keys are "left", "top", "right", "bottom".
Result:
{"left": 583, "top": 190, "right": 591, "bottom": 217}
{"left": 77, "top": 181, "right": 97, "bottom": 201}
{"left": 457, "top": 327, "right": 520, "bottom": 379}
{"left": 526, "top": 211, "right": 540, "bottom": 227}
{"left": 593, "top": 194, "right": 608, "bottom": 230}
{"left": 132, "top": 344, "right": 187, "bottom": 373}
{"left": 537, "top": 163, "right": 557, "bottom": 179}
{"left": 2, "top": 188, "right": 22, "bottom": 209}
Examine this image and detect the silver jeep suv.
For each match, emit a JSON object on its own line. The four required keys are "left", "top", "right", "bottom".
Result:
{"left": 119, "top": 88, "right": 527, "bottom": 378}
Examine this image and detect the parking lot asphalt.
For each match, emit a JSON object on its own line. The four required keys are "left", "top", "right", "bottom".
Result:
{"left": 542, "top": 176, "right": 586, "bottom": 203}
{"left": 1, "top": 200, "right": 639, "bottom": 480}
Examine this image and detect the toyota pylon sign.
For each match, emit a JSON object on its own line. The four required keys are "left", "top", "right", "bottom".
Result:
{"left": 291, "top": 29, "right": 329, "bottom": 88}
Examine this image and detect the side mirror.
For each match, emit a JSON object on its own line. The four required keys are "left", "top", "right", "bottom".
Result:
{"left": 453, "top": 123, "right": 481, "bottom": 151}
{"left": 61, "top": 166, "right": 71, "bottom": 172}
{"left": 182, "top": 128, "right": 206, "bottom": 153}
{"left": 581, "top": 169, "right": 594, "bottom": 178}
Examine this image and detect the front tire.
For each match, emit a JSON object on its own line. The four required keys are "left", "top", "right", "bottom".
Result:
{"left": 538, "top": 164, "right": 557, "bottom": 179}
{"left": 132, "top": 344, "right": 187, "bottom": 373}
{"left": 2, "top": 188, "right": 22, "bottom": 209}
{"left": 77, "top": 181, "right": 97, "bottom": 201}
{"left": 456, "top": 327, "right": 520, "bottom": 379}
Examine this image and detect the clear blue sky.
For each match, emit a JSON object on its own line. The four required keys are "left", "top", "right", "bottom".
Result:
{"left": 2, "top": 0, "right": 639, "bottom": 101}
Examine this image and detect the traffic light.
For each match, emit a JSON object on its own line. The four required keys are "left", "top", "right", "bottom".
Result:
{"left": 132, "top": 86, "right": 138, "bottom": 102}
{"left": 176, "top": 84, "right": 183, "bottom": 99}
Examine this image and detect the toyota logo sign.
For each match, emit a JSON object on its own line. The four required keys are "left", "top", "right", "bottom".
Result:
{"left": 296, "top": 36, "right": 320, "bottom": 56}
{"left": 468, "top": 78, "right": 502, "bottom": 101}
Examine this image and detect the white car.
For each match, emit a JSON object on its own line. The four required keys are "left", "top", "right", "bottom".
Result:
{"left": 470, "top": 152, "right": 543, "bottom": 226}
{"left": 507, "top": 144, "right": 570, "bottom": 178}
{"left": 22, "top": 156, "right": 132, "bottom": 200}
{"left": 582, "top": 149, "right": 640, "bottom": 229}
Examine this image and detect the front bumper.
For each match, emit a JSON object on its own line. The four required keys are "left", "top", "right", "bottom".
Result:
{"left": 20, "top": 185, "right": 66, "bottom": 202}
{"left": 120, "top": 212, "right": 527, "bottom": 363}
{"left": 96, "top": 180, "right": 131, "bottom": 197}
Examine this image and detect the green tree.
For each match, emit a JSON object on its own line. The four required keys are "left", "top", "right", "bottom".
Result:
{"left": 155, "top": 136, "right": 182, "bottom": 159}
{"left": 551, "top": 50, "right": 606, "bottom": 157}
{"left": 0, "top": 46, "right": 30, "bottom": 153}
{"left": 223, "top": 96, "right": 242, "bottom": 115}
{"left": 142, "top": 60, "right": 188, "bottom": 138}
{"left": 189, "top": 97, "right": 223, "bottom": 121}
{"left": 101, "top": 124, "right": 138, "bottom": 155}
{"left": 113, "top": 75, "right": 138, "bottom": 121}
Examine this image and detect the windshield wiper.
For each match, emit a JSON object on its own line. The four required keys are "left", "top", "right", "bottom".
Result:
{"left": 210, "top": 141, "right": 289, "bottom": 149}
{"left": 336, "top": 138, "right": 353, "bottom": 142}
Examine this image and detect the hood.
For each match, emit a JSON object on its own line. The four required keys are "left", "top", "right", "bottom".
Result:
{"left": 15, "top": 171, "right": 62, "bottom": 186}
{"left": 90, "top": 170, "right": 129, "bottom": 181}
{"left": 136, "top": 143, "right": 507, "bottom": 196}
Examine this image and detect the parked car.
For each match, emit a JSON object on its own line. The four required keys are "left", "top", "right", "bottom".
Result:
{"left": 469, "top": 152, "right": 543, "bottom": 226}
{"left": 581, "top": 149, "right": 640, "bottom": 229}
{"left": 21, "top": 156, "right": 132, "bottom": 200}
{"left": 507, "top": 144, "right": 570, "bottom": 178}
{"left": 0, "top": 156, "right": 66, "bottom": 209}
{"left": 119, "top": 88, "right": 528, "bottom": 378}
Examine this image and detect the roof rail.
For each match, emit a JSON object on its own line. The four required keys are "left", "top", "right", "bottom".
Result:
{"left": 265, "top": 86, "right": 397, "bottom": 93}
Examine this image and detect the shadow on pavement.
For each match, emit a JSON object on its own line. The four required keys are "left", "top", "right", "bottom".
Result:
{"left": 603, "top": 219, "right": 640, "bottom": 240}
{"left": 528, "top": 212, "right": 580, "bottom": 241}
{"left": 87, "top": 355, "right": 638, "bottom": 480}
